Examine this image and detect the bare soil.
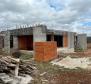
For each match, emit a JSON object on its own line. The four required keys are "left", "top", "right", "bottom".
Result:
{"left": 1, "top": 49, "right": 91, "bottom": 84}
{"left": 46, "top": 70, "right": 91, "bottom": 84}
{"left": 64, "top": 49, "right": 91, "bottom": 57}
{"left": 32, "top": 62, "right": 91, "bottom": 84}
{"left": 32, "top": 49, "right": 91, "bottom": 84}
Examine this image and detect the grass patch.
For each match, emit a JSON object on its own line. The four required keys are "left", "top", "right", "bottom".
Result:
{"left": 75, "top": 47, "right": 84, "bottom": 52}
{"left": 20, "top": 53, "right": 33, "bottom": 60}
{"left": 35, "top": 61, "right": 87, "bottom": 75}
{"left": 35, "top": 62, "right": 61, "bottom": 75}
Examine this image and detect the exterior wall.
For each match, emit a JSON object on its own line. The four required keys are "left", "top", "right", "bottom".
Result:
{"left": 0, "top": 25, "right": 87, "bottom": 54}
{"left": 63, "top": 32, "right": 68, "bottom": 47}
{"left": 77, "top": 34, "right": 87, "bottom": 50}
{"left": 13, "top": 36, "right": 18, "bottom": 50}
{"left": 0, "top": 36, "right": 4, "bottom": 49}
{"left": 18, "top": 36, "right": 27, "bottom": 50}
{"left": 51, "top": 32, "right": 54, "bottom": 41}
{"left": 87, "top": 43, "right": 91, "bottom": 49}
{"left": 33, "top": 25, "right": 47, "bottom": 42}
{"left": 18, "top": 35, "right": 33, "bottom": 50}
{"left": 34, "top": 41, "right": 57, "bottom": 62}
{"left": 68, "top": 32, "right": 75, "bottom": 49}
{"left": 3, "top": 31, "right": 10, "bottom": 54}
{"left": 10, "top": 27, "right": 33, "bottom": 36}
{"left": 87, "top": 37, "right": 91, "bottom": 49}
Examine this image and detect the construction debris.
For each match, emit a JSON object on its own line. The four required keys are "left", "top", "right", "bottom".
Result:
{"left": 11, "top": 75, "right": 33, "bottom": 84}
{"left": 0, "top": 56, "right": 36, "bottom": 75}
{"left": 51, "top": 56, "right": 91, "bottom": 69}
{"left": 0, "top": 73, "right": 13, "bottom": 83}
{"left": 0, "top": 56, "right": 36, "bottom": 84}
{"left": 0, "top": 73, "right": 33, "bottom": 84}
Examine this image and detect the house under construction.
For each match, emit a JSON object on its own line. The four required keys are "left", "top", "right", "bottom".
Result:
{"left": 0, "top": 24, "right": 87, "bottom": 54}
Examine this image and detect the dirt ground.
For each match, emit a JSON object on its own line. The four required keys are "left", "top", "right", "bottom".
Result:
{"left": 32, "top": 49, "right": 91, "bottom": 84}
{"left": 32, "top": 62, "right": 91, "bottom": 84}
{"left": 64, "top": 49, "right": 91, "bottom": 57}
{"left": 1, "top": 49, "right": 91, "bottom": 84}
{"left": 47, "top": 70, "right": 91, "bottom": 84}
{"left": 32, "top": 59, "right": 91, "bottom": 84}
{"left": 54, "top": 49, "right": 91, "bottom": 84}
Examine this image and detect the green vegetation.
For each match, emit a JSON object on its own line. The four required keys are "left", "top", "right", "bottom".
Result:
{"left": 75, "top": 47, "right": 84, "bottom": 52}
{"left": 36, "top": 62, "right": 61, "bottom": 74}
{"left": 20, "top": 53, "right": 33, "bottom": 60}
{"left": 35, "top": 61, "right": 86, "bottom": 75}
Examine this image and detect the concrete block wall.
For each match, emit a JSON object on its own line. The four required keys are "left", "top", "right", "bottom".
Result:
{"left": 1, "top": 24, "right": 87, "bottom": 55}
{"left": 77, "top": 34, "right": 87, "bottom": 50}
{"left": 3, "top": 31, "right": 10, "bottom": 54}
{"left": 33, "top": 25, "right": 47, "bottom": 42}
{"left": 0, "top": 36, "right": 4, "bottom": 49}
{"left": 13, "top": 36, "right": 18, "bottom": 50}
{"left": 68, "top": 32, "right": 75, "bottom": 49}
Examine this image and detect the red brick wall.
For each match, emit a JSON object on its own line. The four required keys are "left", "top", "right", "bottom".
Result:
{"left": 18, "top": 35, "right": 33, "bottom": 50}
{"left": 18, "top": 36, "right": 27, "bottom": 50}
{"left": 87, "top": 43, "right": 91, "bottom": 49}
{"left": 34, "top": 41, "right": 57, "bottom": 62}
{"left": 63, "top": 33, "right": 68, "bottom": 47}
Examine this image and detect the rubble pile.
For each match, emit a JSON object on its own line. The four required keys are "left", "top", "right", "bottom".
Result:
{"left": 0, "top": 56, "right": 36, "bottom": 75}
{"left": 51, "top": 56, "right": 91, "bottom": 69}
{"left": 0, "top": 56, "right": 36, "bottom": 84}
{"left": 19, "top": 61, "right": 37, "bottom": 76}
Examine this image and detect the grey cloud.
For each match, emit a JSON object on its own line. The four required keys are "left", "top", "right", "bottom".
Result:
{"left": 0, "top": 0, "right": 29, "bottom": 13}
{"left": 69, "top": 0, "right": 91, "bottom": 13}
{"left": 0, "top": 0, "right": 91, "bottom": 35}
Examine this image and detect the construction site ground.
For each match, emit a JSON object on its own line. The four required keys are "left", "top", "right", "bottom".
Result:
{"left": 32, "top": 49, "right": 91, "bottom": 84}
{"left": 1, "top": 49, "right": 91, "bottom": 84}
{"left": 33, "top": 62, "right": 91, "bottom": 84}
{"left": 67, "top": 49, "right": 91, "bottom": 57}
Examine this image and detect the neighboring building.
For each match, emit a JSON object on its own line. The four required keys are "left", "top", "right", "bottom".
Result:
{"left": 87, "top": 37, "right": 91, "bottom": 49}
{"left": 0, "top": 24, "right": 87, "bottom": 54}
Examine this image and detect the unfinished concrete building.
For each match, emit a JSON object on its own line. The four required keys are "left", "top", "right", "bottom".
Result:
{"left": 0, "top": 24, "right": 87, "bottom": 54}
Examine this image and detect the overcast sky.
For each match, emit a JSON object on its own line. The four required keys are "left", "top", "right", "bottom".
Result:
{"left": 0, "top": 0, "right": 91, "bottom": 35}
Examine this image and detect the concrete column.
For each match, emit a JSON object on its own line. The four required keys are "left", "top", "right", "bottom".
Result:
{"left": 33, "top": 25, "right": 47, "bottom": 42}
{"left": 51, "top": 32, "right": 54, "bottom": 41}
{"left": 3, "top": 31, "right": 10, "bottom": 54}
{"left": 13, "top": 36, "right": 18, "bottom": 50}
{"left": 68, "top": 32, "right": 74, "bottom": 49}
{"left": 0, "top": 36, "right": 4, "bottom": 49}
{"left": 77, "top": 34, "right": 87, "bottom": 50}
